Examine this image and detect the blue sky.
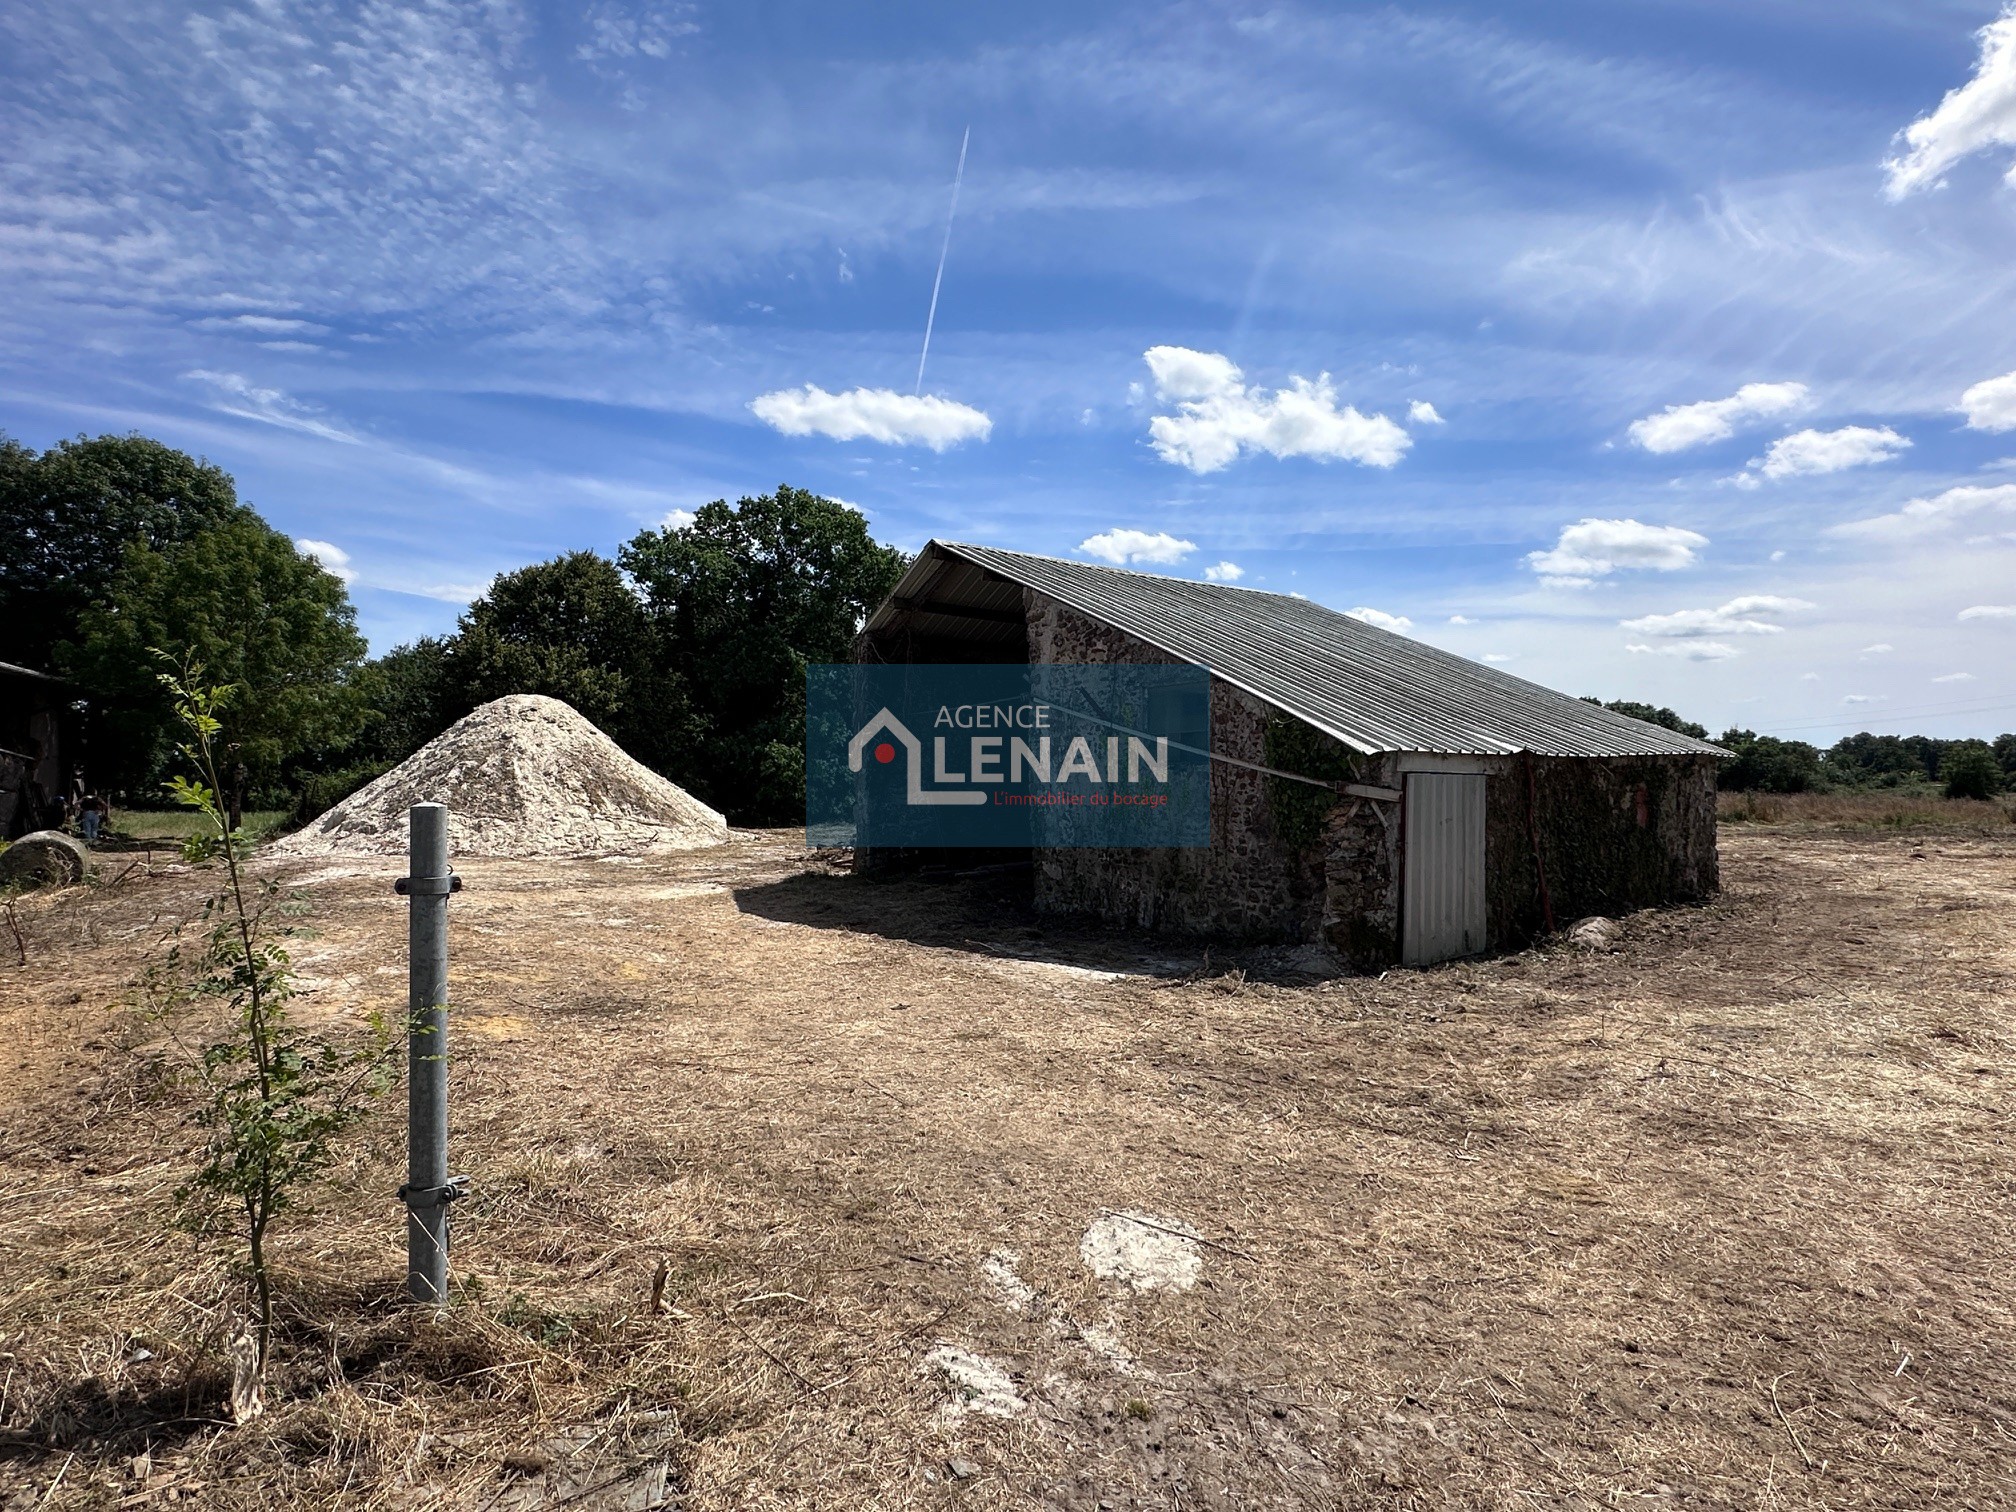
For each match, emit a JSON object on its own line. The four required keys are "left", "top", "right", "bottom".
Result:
{"left": 5, "top": 0, "right": 2016, "bottom": 741}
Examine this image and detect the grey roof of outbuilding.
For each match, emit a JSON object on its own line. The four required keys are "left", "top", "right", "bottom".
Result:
{"left": 866, "top": 541, "right": 1726, "bottom": 760}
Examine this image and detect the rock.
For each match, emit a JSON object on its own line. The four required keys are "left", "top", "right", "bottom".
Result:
{"left": 947, "top": 1457, "right": 979, "bottom": 1481}
{"left": 1564, "top": 916, "right": 1621, "bottom": 951}
{"left": 0, "top": 830, "right": 89, "bottom": 888}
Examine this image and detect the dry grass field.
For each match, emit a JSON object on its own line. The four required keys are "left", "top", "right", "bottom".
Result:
{"left": 1, "top": 817, "right": 2013, "bottom": 1510}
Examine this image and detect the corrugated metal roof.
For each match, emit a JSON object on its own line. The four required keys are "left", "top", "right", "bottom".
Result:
{"left": 866, "top": 542, "right": 1726, "bottom": 759}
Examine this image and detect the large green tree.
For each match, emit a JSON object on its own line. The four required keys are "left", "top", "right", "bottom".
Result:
{"left": 620, "top": 486, "right": 907, "bottom": 822}
{"left": 0, "top": 432, "right": 243, "bottom": 671}
{"left": 66, "top": 512, "right": 369, "bottom": 792}
{"left": 443, "top": 551, "right": 672, "bottom": 742}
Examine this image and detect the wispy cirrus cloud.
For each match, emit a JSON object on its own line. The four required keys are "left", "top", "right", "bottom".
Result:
{"left": 184, "top": 370, "right": 359, "bottom": 444}
{"left": 1626, "top": 382, "right": 1808, "bottom": 454}
{"left": 747, "top": 386, "right": 991, "bottom": 450}
{"left": 1959, "top": 603, "right": 2016, "bottom": 620}
{"left": 1884, "top": 5, "right": 2016, "bottom": 198}
{"left": 1141, "top": 346, "right": 1409, "bottom": 474}
{"left": 294, "top": 538, "right": 356, "bottom": 585}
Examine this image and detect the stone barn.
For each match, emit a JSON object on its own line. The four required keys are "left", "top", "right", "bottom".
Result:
{"left": 857, "top": 541, "right": 1725, "bottom": 969}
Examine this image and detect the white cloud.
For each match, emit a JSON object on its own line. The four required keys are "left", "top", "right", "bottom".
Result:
{"left": 1861, "top": 642, "right": 1894, "bottom": 655}
{"left": 1203, "top": 561, "right": 1244, "bottom": 582}
{"left": 1526, "top": 518, "right": 1708, "bottom": 586}
{"left": 1842, "top": 694, "right": 1882, "bottom": 705}
{"left": 195, "top": 314, "right": 330, "bottom": 335}
{"left": 1627, "top": 382, "right": 1808, "bottom": 454}
{"left": 417, "top": 581, "right": 490, "bottom": 604}
{"left": 577, "top": 1, "right": 699, "bottom": 62}
{"left": 1800, "top": 672, "right": 1823, "bottom": 681}
{"left": 1141, "top": 346, "right": 1409, "bottom": 473}
{"left": 1345, "top": 606, "right": 1414, "bottom": 633}
{"left": 1960, "top": 369, "right": 2016, "bottom": 432}
{"left": 295, "top": 538, "right": 356, "bottom": 585}
{"left": 1619, "top": 594, "right": 1815, "bottom": 638}
{"left": 1627, "top": 642, "right": 1740, "bottom": 661}
{"left": 1481, "top": 653, "right": 1513, "bottom": 663}
{"left": 1834, "top": 483, "right": 2016, "bottom": 540}
{"left": 747, "top": 386, "right": 991, "bottom": 450}
{"left": 184, "top": 370, "right": 359, "bottom": 443}
{"left": 1407, "top": 400, "right": 1444, "bottom": 425}
{"left": 657, "top": 508, "right": 697, "bottom": 531}
{"left": 1884, "top": 7, "right": 2016, "bottom": 199}
{"left": 1959, "top": 603, "right": 2016, "bottom": 619}
{"left": 1079, "top": 529, "right": 1195, "bottom": 566}
{"left": 1933, "top": 672, "right": 1978, "bottom": 683}
{"left": 1448, "top": 614, "right": 1474, "bottom": 625}
{"left": 1753, "top": 425, "right": 1909, "bottom": 480}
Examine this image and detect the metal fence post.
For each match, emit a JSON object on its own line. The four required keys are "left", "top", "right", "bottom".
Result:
{"left": 396, "top": 803, "right": 463, "bottom": 1303}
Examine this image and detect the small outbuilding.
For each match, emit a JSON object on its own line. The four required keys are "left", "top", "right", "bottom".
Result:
{"left": 858, "top": 542, "right": 1726, "bottom": 968}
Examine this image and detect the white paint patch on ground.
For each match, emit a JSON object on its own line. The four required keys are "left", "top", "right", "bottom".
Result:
{"left": 981, "top": 1249, "right": 1038, "bottom": 1311}
{"left": 925, "top": 1344, "right": 1027, "bottom": 1418}
{"left": 1080, "top": 1210, "right": 1204, "bottom": 1292}
{"left": 1078, "top": 1321, "right": 1138, "bottom": 1374}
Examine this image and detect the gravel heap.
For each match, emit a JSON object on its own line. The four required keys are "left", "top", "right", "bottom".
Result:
{"left": 275, "top": 694, "right": 729, "bottom": 858}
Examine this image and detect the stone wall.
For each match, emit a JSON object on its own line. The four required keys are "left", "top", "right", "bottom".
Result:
{"left": 1025, "top": 594, "right": 1325, "bottom": 941}
{"left": 1010, "top": 592, "right": 1721, "bottom": 965}
{"left": 1487, "top": 753, "right": 1720, "bottom": 944}
{"left": 1318, "top": 751, "right": 1405, "bottom": 969}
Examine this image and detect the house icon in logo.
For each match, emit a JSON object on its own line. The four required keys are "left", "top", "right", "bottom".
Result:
{"left": 847, "top": 708, "right": 988, "bottom": 806}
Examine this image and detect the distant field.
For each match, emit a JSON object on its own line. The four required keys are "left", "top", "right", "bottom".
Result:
{"left": 1719, "top": 788, "right": 2015, "bottom": 830}
{"left": 108, "top": 808, "right": 289, "bottom": 845}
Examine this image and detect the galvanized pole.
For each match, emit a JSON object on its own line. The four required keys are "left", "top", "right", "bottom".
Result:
{"left": 397, "top": 803, "right": 462, "bottom": 1303}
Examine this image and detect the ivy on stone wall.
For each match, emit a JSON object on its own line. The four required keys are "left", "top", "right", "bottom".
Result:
{"left": 1262, "top": 714, "right": 1359, "bottom": 851}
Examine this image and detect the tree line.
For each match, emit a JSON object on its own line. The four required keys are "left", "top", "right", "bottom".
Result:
{"left": 1, "top": 432, "right": 904, "bottom": 825}
{"left": 1585, "top": 701, "right": 2013, "bottom": 800}
{"left": 4, "top": 431, "right": 2006, "bottom": 826}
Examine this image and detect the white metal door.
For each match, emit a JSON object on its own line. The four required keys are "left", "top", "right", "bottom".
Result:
{"left": 1402, "top": 773, "right": 1486, "bottom": 965}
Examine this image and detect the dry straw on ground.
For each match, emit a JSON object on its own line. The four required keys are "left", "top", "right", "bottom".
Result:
{"left": 1, "top": 818, "right": 2013, "bottom": 1508}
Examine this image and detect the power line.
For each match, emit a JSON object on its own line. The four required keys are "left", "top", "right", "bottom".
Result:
{"left": 915, "top": 127, "right": 969, "bottom": 396}
{"left": 1754, "top": 695, "right": 2016, "bottom": 735}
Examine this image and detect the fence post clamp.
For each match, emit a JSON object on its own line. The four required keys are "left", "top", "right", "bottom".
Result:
{"left": 395, "top": 874, "right": 462, "bottom": 896}
{"left": 397, "top": 1174, "right": 470, "bottom": 1209}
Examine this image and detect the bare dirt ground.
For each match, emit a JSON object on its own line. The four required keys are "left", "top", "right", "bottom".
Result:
{"left": 1, "top": 826, "right": 2013, "bottom": 1510}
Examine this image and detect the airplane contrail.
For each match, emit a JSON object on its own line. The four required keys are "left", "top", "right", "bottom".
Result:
{"left": 915, "top": 126, "right": 970, "bottom": 396}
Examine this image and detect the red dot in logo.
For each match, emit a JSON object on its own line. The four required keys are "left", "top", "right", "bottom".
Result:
{"left": 874, "top": 741, "right": 897, "bottom": 764}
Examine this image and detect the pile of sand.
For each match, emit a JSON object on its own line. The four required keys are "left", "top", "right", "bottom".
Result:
{"left": 276, "top": 694, "right": 730, "bottom": 859}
